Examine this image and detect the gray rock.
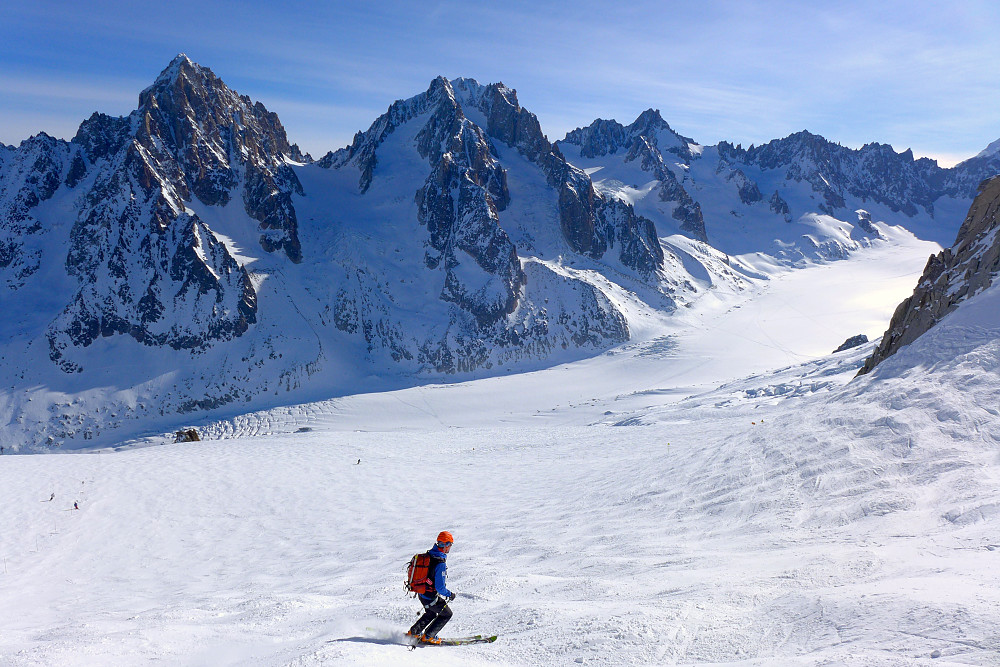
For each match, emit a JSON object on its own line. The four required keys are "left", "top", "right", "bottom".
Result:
{"left": 833, "top": 334, "right": 868, "bottom": 353}
{"left": 855, "top": 209, "right": 880, "bottom": 235}
{"left": 770, "top": 191, "right": 792, "bottom": 222}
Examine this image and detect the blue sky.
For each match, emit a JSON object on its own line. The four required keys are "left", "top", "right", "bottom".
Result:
{"left": 2, "top": 1, "right": 998, "bottom": 166}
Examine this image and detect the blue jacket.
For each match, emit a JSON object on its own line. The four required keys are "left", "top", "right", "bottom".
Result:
{"left": 418, "top": 546, "right": 452, "bottom": 601}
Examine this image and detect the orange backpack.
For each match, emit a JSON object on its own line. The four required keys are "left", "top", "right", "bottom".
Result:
{"left": 405, "top": 553, "right": 435, "bottom": 596}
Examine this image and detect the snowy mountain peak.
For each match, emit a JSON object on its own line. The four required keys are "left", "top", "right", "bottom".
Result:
{"left": 559, "top": 111, "right": 707, "bottom": 241}
{"left": 426, "top": 74, "right": 458, "bottom": 106}
{"left": 2, "top": 54, "right": 322, "bottom": 379}
{"left": 318, "top": 74, "right": 663, "bottom": 278}
{"left": 140, "top": 53, "right": 202, "bottom": 103}
{"left": 629, "top": 108, "right": 674, "bottom": 141}
{"left": 562, "top": 108, "right": 694, "bottom": 163}
{"left": 562, "top": 118, "right": 628, "bottom": 158}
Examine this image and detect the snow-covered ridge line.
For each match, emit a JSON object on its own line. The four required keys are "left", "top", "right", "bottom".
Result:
{"left": 0, "top": 54, "right": 969, "bottom": 451}
{"left": 560, "top": 113, "right": 1000, "bottom": 254}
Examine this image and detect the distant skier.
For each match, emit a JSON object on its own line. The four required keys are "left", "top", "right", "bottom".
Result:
{"left": 73, "top": 501, "right": 78, "bottom": 510}
{"left": 406, "top": 531, "right": 456, "bottom": 644}
{"left": 48, "top": 493, "right": 55, "bottom": 502}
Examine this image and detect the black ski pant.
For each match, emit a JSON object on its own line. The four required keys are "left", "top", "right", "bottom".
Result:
{"left": 409, "top": 596, "right": 452, "bottom": 637}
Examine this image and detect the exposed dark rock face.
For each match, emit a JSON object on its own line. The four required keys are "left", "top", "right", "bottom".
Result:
{"left": 834, "top": 334, "right": 868, "bottom": 353}
{"left": 322, "top": 76, "right": 527, "bottom": 355}
{"left": 135, "top": 55, "right": 305, "bottom": 261}
{"left": 858, "top": 176, "right": 1000, "bottom": 375}
{"left": 566, "top": 117, "right": 1000, "bottom": 248}
{"left": 323, "top": 75, "right": 665, "bottom": 287}
{"left": 52, "top": 186, "right": 257, "bottom": 367}
{"left": 770, "top": 190, "right": 791, "bottom": 222}
{"left": 854, "top": 209, "right": 881, "bottom": 236}
{"left": 74, "top": 113, "right": 131, "bottom": 163}
{"left": 727, "top": 168, "right": 762, "bottom": 205}
{"left": 0, "top": 55, "right": 315, "bottom": 370}
{"left": 412, "top": 79, "right": 524, "bottom": 327}
{"left": 566, "top": 118, "right": 627, "bottom": 159}
{"left": 719, "top": 134, "right": 934, "bottom": 217}
{"left": 0, "top": 134, "right": 74, "bottom": 289}
{"left": 456, "top": 82, "right": 666, "bottom": 273}
{"left": 316, "top": 76, "right": 643, "bottom": 373}
{"left": 563, "top": 108, "right": 695, "bottom": 161}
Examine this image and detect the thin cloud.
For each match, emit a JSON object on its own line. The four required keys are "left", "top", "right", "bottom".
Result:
{"left": 0, "top": 74, "right": 141, "bottom": 107}
{"left": 2, "top": 1, "right": 998, "bottom": 159}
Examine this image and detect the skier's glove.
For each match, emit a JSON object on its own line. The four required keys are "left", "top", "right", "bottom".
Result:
{"left": 447, "top": 592, "right": 456, "bottom": 601}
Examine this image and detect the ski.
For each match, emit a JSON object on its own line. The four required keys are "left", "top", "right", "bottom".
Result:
{"left": 425, "top": 634, "right": 498, "bottom": 646}
{"left": 355, "top": 629, "right": 497, "bottom": 648}
{"left": 441, "top": 634, "right": 497, "bottom": 645}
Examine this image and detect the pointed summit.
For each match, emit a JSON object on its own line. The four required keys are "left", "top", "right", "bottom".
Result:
{"left": 131, "top": 54, "right": 304, "bottom": 260}
{"left": 139, "top": 54, "right": 226, "bottom": 110}
{"left": 561, "top": 118, "right": 627, "bottom": 158}
{"left": 426, "top": 75, "right": 456, "bottom": 102}
{"left": 629, "top": 108, "right": 667, "bottom": 133}
{"left": 166, "top": 52, "right": 195, "bottom": 71}
{"left": 626, "top": 109, "right": 695, "bottom": 158}
{"left": 143, "top": 54, "right": 199, "bottom": 96}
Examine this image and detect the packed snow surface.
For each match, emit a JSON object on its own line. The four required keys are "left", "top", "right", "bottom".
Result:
{"left": 3, "top": 236, "right": 1000, "bottom": 666}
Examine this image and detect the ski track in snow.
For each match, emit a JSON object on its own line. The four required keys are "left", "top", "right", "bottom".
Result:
{"left": 3, "top": 241, "right": 1000, "bottom": 665}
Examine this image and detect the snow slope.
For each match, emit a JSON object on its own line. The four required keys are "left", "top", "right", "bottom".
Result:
{"left": 4, "top": 229, "right": 999, "bottom": 665}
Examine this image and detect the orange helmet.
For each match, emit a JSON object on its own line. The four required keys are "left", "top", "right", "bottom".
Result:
{"left": 436, "top": 531, "right": 454, "bottom": 545}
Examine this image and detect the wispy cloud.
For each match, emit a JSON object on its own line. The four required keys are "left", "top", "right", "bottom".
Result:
{"left": 0, "top": 73, "right": 143, "bottom": 144}
{"left": 2, "top": 1, "right": 998, "bottom": 158}
{"left": 0, "top": 74, "right": 141, "bottom": 107}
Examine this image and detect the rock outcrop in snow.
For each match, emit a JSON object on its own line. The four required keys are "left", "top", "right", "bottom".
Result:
{"left": 859, "top": 175, "right": 1000, "bottom": 375}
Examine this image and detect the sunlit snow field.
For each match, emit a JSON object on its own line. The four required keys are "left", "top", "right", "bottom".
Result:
{"left": 2, "top": 235, "right": 999, "bottom": 666}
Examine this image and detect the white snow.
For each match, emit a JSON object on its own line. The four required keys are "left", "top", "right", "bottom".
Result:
{"left": 4, "top": 225, "right": 999, "bottom": 665}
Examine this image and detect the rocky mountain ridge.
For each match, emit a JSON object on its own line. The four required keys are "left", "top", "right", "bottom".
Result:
{"left": 2, "top": 54, "right": 996, "bottom": 450}
{"left": 562, "top": 110, "right": 707, "bottom": 241}
{"left": 560, "top": 116, "right": 1000, "bottom": 257}
{"left": 1, "top": 56, "right": 699, "bottom": 449}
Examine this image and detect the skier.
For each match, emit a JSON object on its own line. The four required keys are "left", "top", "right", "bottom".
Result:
{"left": 406, "top": 531, "right": 456, "bottom": 644}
